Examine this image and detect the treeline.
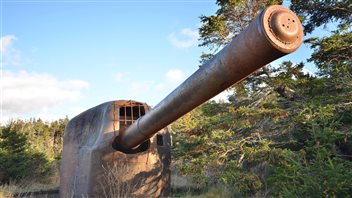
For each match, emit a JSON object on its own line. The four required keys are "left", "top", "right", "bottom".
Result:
{"left": 0, "top": 118, "right": 68, "bottom": 184}
{"left": 171, "top": 0, "right": 352, "bottom": 197}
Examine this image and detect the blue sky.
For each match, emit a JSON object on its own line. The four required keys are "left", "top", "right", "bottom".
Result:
{"left": 1, "top": 1, "right": 322, "bottom": 123}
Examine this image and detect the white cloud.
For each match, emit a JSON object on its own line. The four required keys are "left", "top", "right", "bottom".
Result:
{"left": 211, "top": 90, "right": 231, "bottom": 103}
{"left": 113, "top": 72, "right": 129, "bottom": 82}
{"left": 127, "top": 81, "right": 154, "bottom": 98}
{"left": 1, "top": 70, "right": 89, "bottom": 114}
{"left": 115, "top": 68, "right": 188, "bottom": 105}
{"left": 0, "top": 35, "right": 22, "bottom": 66}
{"left": 166, "top": 69, "right": 185, "bottom": 83}
{"left": 302, "top": 68, "right": 316, "bottom": 77}
{"left": 168, "top": 28, "right": 199, "bottom": 48}
{"left": 1, "top": 35, "right": 17, "bottom": 53}
{"left": 156, "top": 69, "right": 187, "bottom": 93}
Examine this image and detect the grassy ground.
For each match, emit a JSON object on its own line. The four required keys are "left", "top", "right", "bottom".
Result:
{"left": 171, "top": 174, "right": 236, "bottom": 198}
{"left": 0, "top": 174, "right": 233, "bottom": 198}
{"left": 0, "top": 181, "right": 59, "bottom": 198}
{"left": 0, "top": 185, "right": 233, "bottom": 198}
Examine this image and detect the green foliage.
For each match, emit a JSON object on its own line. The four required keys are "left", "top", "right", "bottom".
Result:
{"left": 308, "top": 28, "right": 352, "bottom": 106}
{"left": 268, "top": 105, "right": 352, "bottom": 197}
{"left": 172, "top": 97, "right": 288, "bottom": 194}
{"left": 199, "top": 0, "right": 282, "bottom": 54}
{"left": 290, "top": 0, "right": 352, "bottom": 34}
{"left": 0, "top": 124, "right": 51, "bottom": 183}
{"left": 0, "top": 118, "right": 68, "bottom": 184}
{"left": 172, "top": 0, "right": 352, "bottom": 197}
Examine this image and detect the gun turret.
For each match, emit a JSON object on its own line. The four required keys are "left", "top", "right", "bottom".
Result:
{"left": 60, "top": 5, "right": 303, "bottom": 197}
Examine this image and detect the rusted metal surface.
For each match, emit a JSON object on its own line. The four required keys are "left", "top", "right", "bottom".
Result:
{"left": 59, "top": 100, "right": 171, "bottom": 197}
{"left": 117, "top": 5, "right": 303, "bottom": 149}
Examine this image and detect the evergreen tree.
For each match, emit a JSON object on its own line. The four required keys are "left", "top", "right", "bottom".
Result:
{"left": 172, "top": 0, "right": 352, "bottom": 196}
{"left": 0, "top": 118, "right": 68, "bottom": 184}
{"left": 290, "top": 0, "right": 352, "bottom": 34}
{"left": 0, "top": 123, "right": 52, "bottom": 183}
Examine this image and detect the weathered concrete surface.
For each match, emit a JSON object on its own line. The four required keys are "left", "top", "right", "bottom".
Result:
{"left": 59, "top": 100, "right": 171, "bottom": 197}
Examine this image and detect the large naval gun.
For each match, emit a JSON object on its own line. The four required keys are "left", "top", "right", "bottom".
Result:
{"left": 60, "top": 5, "right": 303, "bottom": 197}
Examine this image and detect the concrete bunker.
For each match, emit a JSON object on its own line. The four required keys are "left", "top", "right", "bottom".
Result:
{"left": 60, "top": 100, "right": 171, "bottom": 197}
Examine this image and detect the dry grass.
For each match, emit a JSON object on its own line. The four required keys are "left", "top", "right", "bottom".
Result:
{"left": 0, "top": 180, "right": 58, "bottom": 198}
{"left": 99, "top": 163, "right": 139, "bottom": 198}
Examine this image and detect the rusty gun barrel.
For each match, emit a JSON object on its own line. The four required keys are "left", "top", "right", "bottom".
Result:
{"left": 117, "top": 5, "right": 303, "bottom": 149}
